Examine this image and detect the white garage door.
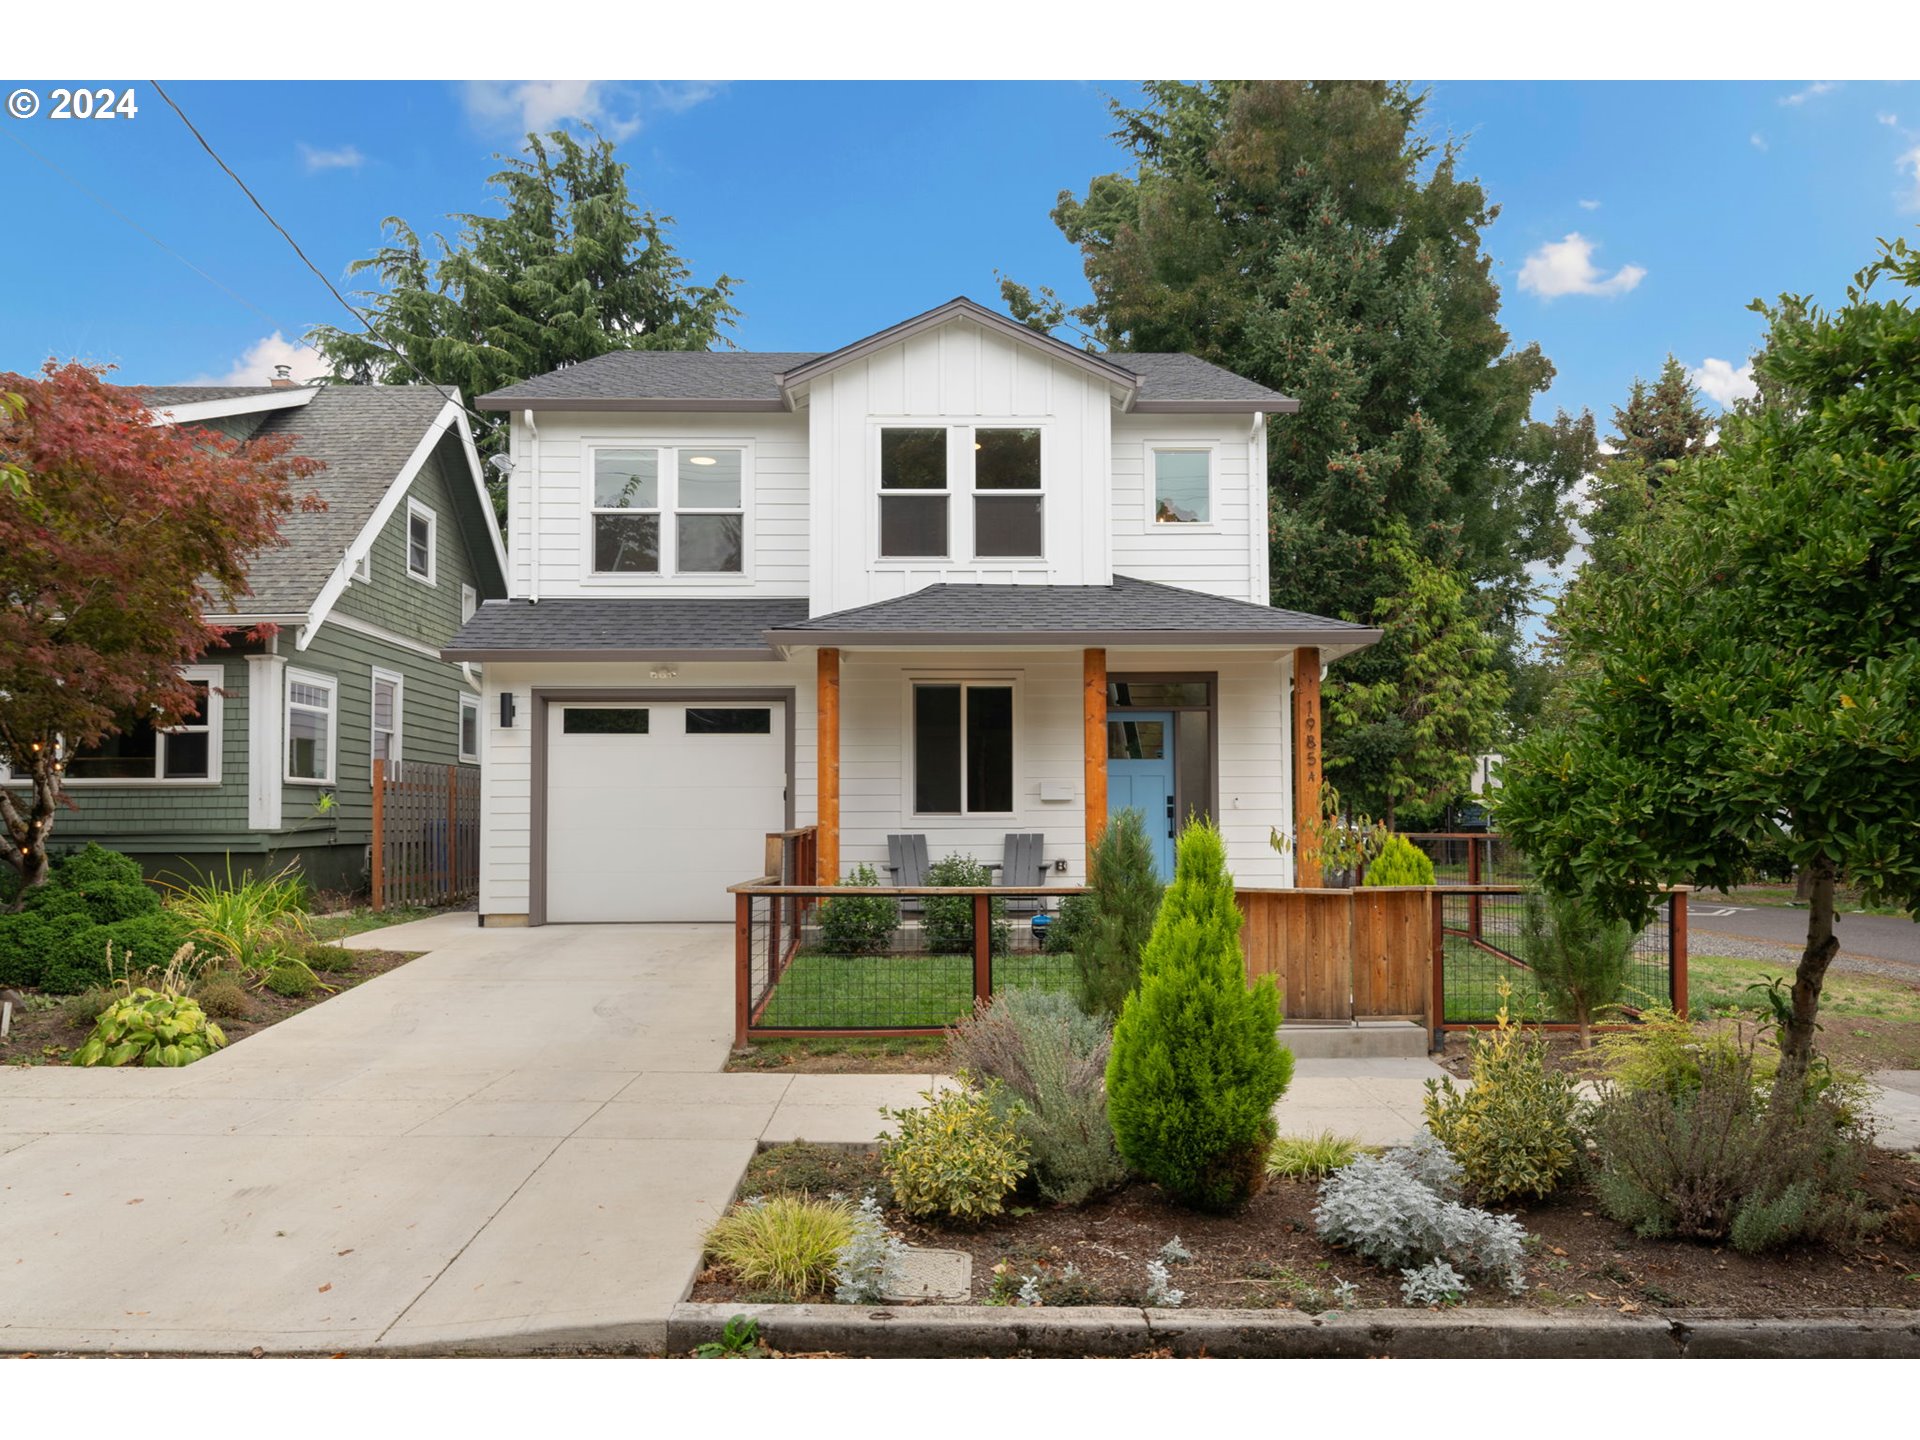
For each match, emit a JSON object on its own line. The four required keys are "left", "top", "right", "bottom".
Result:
{"left": 546, "top": 700, "right": 786, "bottom": 922}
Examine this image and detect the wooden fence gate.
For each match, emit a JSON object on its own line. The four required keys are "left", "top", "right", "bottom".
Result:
{"left": 371, "top": 759, "right": 480, "bottom": 910}
{"left": 1239, "top": 886, "right": 1434, "bottom": 1024}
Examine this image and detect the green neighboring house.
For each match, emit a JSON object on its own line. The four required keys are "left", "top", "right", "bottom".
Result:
{"left": 1, "top": 381, "right": 509, "bottom": 892}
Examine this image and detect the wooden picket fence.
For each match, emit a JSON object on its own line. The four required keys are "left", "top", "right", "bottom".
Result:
{"left": 371, "top": 759, "right": 480, "bottom": 910}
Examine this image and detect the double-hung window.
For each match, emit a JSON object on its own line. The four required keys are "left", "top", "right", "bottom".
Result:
{"left": 60, "top": 665, "right": 222, "bottom": 783}
{"left": 286, "top": 670, "right": 337, "bottom": 784}
{"left": 912, "top": 681, "right": 1014, "bottom": 815}
{"left": 972, "top": 427, "right": 1043, "bottom": 557}
{"left": 879, "top": 425, "right": 1044, "bottom": 561}
{"left": 878, "top": 428, "right": 949, "bottom": 559}
{"left": 406, "top": 499, "right": 437, "bottom": 583}
{"left": 591, "top": 445, "right": 747, "bottom": 575}
{"left": 458, "top": 694, "right": 481, "bottom": 764}
{"left": 371, "top": 669, "right": 403, "bottom": 766}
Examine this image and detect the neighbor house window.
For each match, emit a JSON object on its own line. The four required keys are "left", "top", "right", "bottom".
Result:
{"left": 912, "top": 681, "right": 1013, "bottom": 815}
{"left": 675, "top": 448, "right": 744, "bottom": 574}
{"left": 285, "top": 670, "right": 337, "bottom": 783}
{"left": 972, "top": 427, "right": 1043, "bottom": 558}
{"left": 1150, "top": 447, "right": 1212, "bottom": 525}
{"left": 371, "top": 669, "right": 403, "bottom": 766}
{"left": 591, "top": 448, "right": 661, "bottom": 574}
{"left": 879, "top": 428, "right": 948, "bottom": 558}
{"left": 62, "top": 665, "right": 222, "bottom": 783}
{"left": 461, "top": 583, "right": 477, "bottom": 623}
{"left": 406, "top": 499, "right": 437, "bottom": 583}
{"left": 458, "top": 693, "right": 481, "bottom": 763}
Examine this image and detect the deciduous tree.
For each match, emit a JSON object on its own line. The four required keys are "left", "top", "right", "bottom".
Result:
{"left": 0, "top": 363, "right": 316, "bottom": 892}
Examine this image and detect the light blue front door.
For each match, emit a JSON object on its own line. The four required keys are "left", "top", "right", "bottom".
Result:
{"left": 1107, "top": 711, "right": 1175, "bottom": 880}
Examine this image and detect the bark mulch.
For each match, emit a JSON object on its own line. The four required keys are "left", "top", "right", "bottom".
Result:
{"left": 692, "top": 1142, "right": 1920, "bottom": 1316}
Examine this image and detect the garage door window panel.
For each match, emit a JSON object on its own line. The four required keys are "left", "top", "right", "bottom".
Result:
{"left": 563, "top": 707, "right": 649, "bottom": 735}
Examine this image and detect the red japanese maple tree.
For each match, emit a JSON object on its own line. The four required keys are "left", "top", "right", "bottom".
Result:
{"left": 0, "top": 362, "right": 320, "bottom": 892}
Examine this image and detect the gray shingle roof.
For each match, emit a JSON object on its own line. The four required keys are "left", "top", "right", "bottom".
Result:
{"left": 768, "top": 577, "right": 1378, "bottom": 652}
{"left": 476, "top": 345, "right": 1293, "bottom": 413}
{"left": 152, "top": 386, "right": 455, "bottom": 617}
{"left": 443, "top": 597, "right": 812, "bottom": 661}
{"left": 134, "top": 385, "right": 286, "bottom": 408}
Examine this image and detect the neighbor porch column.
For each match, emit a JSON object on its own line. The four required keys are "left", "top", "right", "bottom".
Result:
{"left": 816, "top": 646, "right": 840, "bottom": 885}
{"left": 1083, "top": 647, "right": 1107, "bottom": 865}
{"left": 1292, "top": 646, "right": 1323, "bottom": 888}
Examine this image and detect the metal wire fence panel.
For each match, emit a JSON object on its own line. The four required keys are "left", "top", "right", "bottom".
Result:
{"left": 1435, "top": 886, "right": 1675, "bottom": 1025}
{"left": 736, "top": 883, "right": 1082, "bottom": 1036}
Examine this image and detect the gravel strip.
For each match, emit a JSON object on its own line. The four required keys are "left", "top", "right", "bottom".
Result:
{"left": 1690, "top": 933, "right": 1918, "bottom": 985}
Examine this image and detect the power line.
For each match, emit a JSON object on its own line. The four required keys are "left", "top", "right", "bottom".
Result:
{"left": 148, "top": 80, "right": 501, "bottom": 436}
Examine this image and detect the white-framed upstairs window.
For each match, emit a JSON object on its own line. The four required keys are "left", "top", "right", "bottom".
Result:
{"left": 877, "top": 422, "right": 1046, "bottom": 564}
{"left": 370, "top": 667, "right": 404, "bottom": 768}
{"left": 587, "top": 443, "right": 750, "bottom": 578}
{"left": 877, "top": 427, "right": 949, "bottom": 560}
{"left": 1145, "top": 442, "right": 1216, "bottom": 529}
{"left": 971, "top": 426, "right": 1043, "bottom": 558}
{"left": 461, "top": 582, "right": 478, "bottom": 623}
{"left": 52, "top": 663, "right": 224, "bottom": 785}
{"left": 458, "top": 693, "right": 482, "bottom": 764}
{"left": 908, "top": 678, "right": 1016, "bottom": 817}
{"left": 285, "top": 669, "right": 338, "bottom": 785}
{"left": 405, "top": 499, "right": 437, "bottom": 585}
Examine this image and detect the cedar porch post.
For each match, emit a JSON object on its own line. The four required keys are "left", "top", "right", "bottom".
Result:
{"left": 1292, "top": 646, "right": 1323, "bottom": 888}
{"left": 816, "top": 647, "right": 841, "bottom": 886}
{"left": 1083, "top": 647, "right": 1107, "bottom": 865}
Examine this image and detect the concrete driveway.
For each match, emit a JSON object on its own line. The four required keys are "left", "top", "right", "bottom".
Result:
{"left": 0, "top": 917, "right": 937, "bottom": 1355}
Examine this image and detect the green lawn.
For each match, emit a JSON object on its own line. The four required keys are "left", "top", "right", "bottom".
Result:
{"left": 1439, "top": 934, "right": 1674, "bottom": 1023}
{"left": 1688, "top": 952, "right": 1920, "bottom": 1024}
{"left": 307, "top": 905, "right": 439, "bottom": 942}
{"left": 756, "top": 950, "right": 1076, "bottom": 1029}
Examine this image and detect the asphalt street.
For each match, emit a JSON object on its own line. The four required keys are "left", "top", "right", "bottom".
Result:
{"left": 1688, "top": 897, "right": 1920, "bottom": 971}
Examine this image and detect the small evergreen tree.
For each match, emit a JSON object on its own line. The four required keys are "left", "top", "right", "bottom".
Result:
{"left": 1519, "top": 890, "right": 1638, "bottom": 1049}
{"left": 1106, "top": 821, "right": 1294, "bottom": 1211}
{"left": 1363, "top": 834, "right": 1436, "bottom": 886}
{"left": 1075, "top": 808, "right": 1164, "bottom": 1017}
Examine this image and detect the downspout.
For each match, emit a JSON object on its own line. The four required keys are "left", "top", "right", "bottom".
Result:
{"left": 524, "top": 408, "right": 541, "bottom": 604}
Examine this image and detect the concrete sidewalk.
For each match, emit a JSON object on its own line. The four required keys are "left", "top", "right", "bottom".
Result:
{"left": 0, "top": 910, "right": 1458, "bottom": 1355}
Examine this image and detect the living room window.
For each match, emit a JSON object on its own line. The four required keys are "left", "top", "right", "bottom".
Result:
{"left": 912, "top": 681, "right": 1014, "bottom": 815}
{"left": 60, "top": 666, "right": 223, "bottom": 783}
{"left": 972, "top": 427, "right": 1043, "bottom": 558}
{"left": 878, "top": 427, "right": 948, "bottom": 558}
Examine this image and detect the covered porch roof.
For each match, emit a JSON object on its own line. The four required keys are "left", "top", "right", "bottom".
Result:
{"left": 765, "top": 576, "right": 1380, "bottom": 659}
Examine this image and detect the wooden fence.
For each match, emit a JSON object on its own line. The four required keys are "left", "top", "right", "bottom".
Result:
{"left": 371, "top": 759, "right": 480, "bottom": 910}
{"left": 1239, "top": 887, "right": 1432, "bottom": 1023}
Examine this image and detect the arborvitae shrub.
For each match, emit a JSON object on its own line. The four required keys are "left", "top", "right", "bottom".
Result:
{"left": 1074, "top": 808, "right": 1165, "bottom": 1018}
{"left": 1362, "top": 834, "right": 1436, "bottom": 886}
{"left": 1105, "top": 820, "right": 1293, "bottom": 1211}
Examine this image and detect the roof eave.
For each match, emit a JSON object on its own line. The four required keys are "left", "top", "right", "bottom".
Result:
{"left": 475, "top": 395, "right": 789, "bottom": 414}
{"left": 1131, "top": 396, "right": 1300, "bottom": 414}
{"left": 442, "top": 645, "right": 785, "bottom": 663}
{"left": 764, "top": 627, "right": 1383, "bottom": 651}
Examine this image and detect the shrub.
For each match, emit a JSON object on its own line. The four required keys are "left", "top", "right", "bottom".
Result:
{"left": 815, "top": 864, "right": 898, "bottom": 956}
{"left": 921, "top": 855, "right": 1010, "bottom": 956}
{"left": 0, "top": 845, "right": 163, "bottom": 989}
{"left": 1363, "top": 834, "right": 1436, "bottom": 886}
{"left": 1046, "top": 890, "right": 1094, "bottom": 955}
{"left": 880, "top": 1079, "right": 1029, "bottom": 1224}
{"left": 1519, "top": 888, "right": 1637, "bottom": 1047}
{"left": 70, "top": 950, "right": 227, "bottom": 1069}
{"left": 263, "top": 963, "right": 318, "bottom": 998}
{"left": 1587, "top": 1047, "right": 1871, "bottom": 1253}
{"left": 60, "top": 985, "right": 117, "bottom": 1030}
{"left": 1106, "top": 820, "right": 1293, "bottom": 1212}
{"left": 1312, "top": 1143, "right": 1529, "bottom": 1292}
{"left": 164, "top": 859, "right": 311, "bottom": 975}
{"left": 46, "top": 843, "right": 148, "bottom": 896}
{"left": 1074, "top": 809, "right": 1165, "bottom": 1017}
{"left": 39, "top": 909, "right": 197, "bottom": 995}
{"left": 831, "top": 1194, "right": 908, "bottom": 1305}
{"left": 1400, "top": 1259, "right": 1469, "bottom": 1307}
{"left": 704, "top": 1194, "right": 856, "bottom": 1299}
{"left": 1422, "top": 990, "right": 1584, "bottom": 1203}
{"left": 948, "top": 989, "right": 1127, "bottom": 1205}
{"left": 1266, "top": 1130, "right": 1362, "bottom": 1181}
{"left": 192, "top": 973, "right": 254, "bottom": 1021}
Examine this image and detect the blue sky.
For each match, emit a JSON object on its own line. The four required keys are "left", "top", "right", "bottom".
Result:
{"left": 3, "top": 79, "right": 1916, "bottom": 429}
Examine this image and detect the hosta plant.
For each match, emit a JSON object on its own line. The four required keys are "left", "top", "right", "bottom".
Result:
{"left": 71, "top": 988, "right": 227, "bottom": 1067}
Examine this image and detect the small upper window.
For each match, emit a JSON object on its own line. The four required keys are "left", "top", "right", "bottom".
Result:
{"left": 592, "top": 448, "right": 661, "bottom": 574}
{"left": 879, "top": 428, "right": 948, "bottom": 559}
{"left": 1152, "top": 448, "right": 1211, "bottom": 525}
{"left": 406, "top": 499, "right": 437, "bottom": 583}
{"left": 458, "top": 694, "right": 481, "bottom": 763}
{"left": 461, "top": 583, "right": 478, "bottom": 623}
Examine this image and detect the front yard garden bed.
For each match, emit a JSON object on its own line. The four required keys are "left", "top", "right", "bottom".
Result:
{"left": 692, "top": 1140, "right": 1920, "bottom": 1315}
{"left": 1, "top": 945, "right": 418, "bottom": 1067}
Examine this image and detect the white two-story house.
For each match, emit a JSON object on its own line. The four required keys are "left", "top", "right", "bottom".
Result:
{"left": 447, "top": 298, "right": 1379, "bottom": 925}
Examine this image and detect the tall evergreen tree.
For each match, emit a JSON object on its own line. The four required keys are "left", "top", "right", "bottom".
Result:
{"left": 1004, "top": 82, "right": 1585, "bottom": 800}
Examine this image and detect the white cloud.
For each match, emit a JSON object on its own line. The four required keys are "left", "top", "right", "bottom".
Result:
{"left": 459, "top": 80, "right": 720, "bottom": 143}
{"left": 178, "top": 332, "right": 330, "bottom": 388}
{"left": 1899, "top": 144, "right": 1920, "bottom": 211}
{"left": 298, "top": 143, "right": 365, "bottom": 173}
{"left": 1750, "top": 132, "right": 1769, "bottom": 151}
{"left": 1690, "top": 357, "right": 1758, "bottom": 409}
{"left": 1780, "top": 81, "right": 1840, "bottom": 106}
{"left": 1517, "top": 233, "right": 1646, "bottom": 300}
{"left": 1577, "top": 198, "right": 1601, "bottom": 210}
{"left": 1879, "top": 112, "right": 1900, "bottom": 128}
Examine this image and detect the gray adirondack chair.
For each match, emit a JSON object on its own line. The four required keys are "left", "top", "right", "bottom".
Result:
{"left": 884, "top": 833, "right": 931, "bottom": 912}
{"left": 995, "top": 833, "right": 1049, "bottom": 914}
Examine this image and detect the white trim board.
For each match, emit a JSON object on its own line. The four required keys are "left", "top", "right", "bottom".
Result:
{"left": 143, "top": 388, "right": 316, "bottom": 428}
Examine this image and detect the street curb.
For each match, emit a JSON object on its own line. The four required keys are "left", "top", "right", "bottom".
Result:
{"left": 667, "top": 1302, "right": 1920, "bottom": 1359}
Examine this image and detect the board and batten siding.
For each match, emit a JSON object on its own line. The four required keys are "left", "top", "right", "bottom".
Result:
{"left": 805, "top": 319, "right": 1114, "bottom": 616}
{"left": 1110, "top": 412, "right": 1269, "bottom": 603}
{"left": 501, "top": 410, "right": 809, "bottom": 600}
